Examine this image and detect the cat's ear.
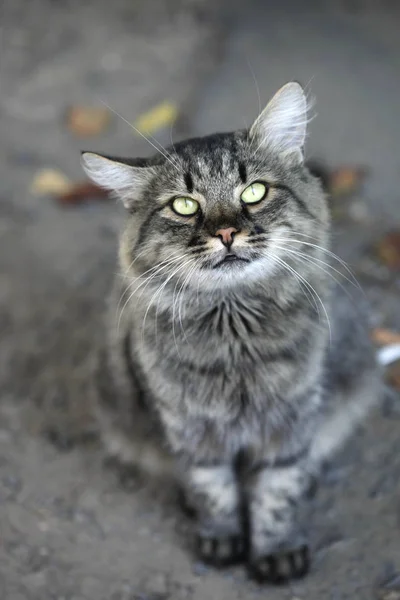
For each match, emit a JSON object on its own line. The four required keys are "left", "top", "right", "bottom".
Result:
{"left": 81, "top": 152, "right": 155, "bottom": 209}
{"left": 249, "top": 82, "right": 309, "bottom": 163}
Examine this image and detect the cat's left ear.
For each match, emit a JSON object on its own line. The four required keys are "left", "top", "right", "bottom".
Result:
{"left": 81, "top": 152, "right": 155, "bottom": 209}
{"left": 249, "top": 82, "right": 309, "bottom": 164}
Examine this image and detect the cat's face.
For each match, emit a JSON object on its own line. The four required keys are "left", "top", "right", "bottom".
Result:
{"left": 82, "top": 83, "right": 329, "bottom": 291}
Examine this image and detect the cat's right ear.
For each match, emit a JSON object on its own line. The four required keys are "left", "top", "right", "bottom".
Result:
{"left": 249, "top": 82, "right": 309, "bottom": 164}
{"left": 81, "top": 152, "right": 155, "bottom": 209}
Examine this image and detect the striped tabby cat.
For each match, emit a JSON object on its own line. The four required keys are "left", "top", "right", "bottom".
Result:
{"left": 82, "top": 83, "right": 380, "bottom": 583}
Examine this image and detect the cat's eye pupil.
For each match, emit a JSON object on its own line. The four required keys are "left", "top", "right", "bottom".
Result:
{"left": 241, "top": 182, "right": 267, "bottom": 205}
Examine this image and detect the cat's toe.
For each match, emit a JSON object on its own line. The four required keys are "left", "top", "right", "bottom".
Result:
{"left": 195, "top": 533, "right": 246, "bottom": 567}
{"left": 248, "top": 544, "right": 310, "bottom": 584}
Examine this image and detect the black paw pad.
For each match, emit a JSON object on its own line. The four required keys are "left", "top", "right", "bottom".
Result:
{"left": 248, "top": 544, "right": 310, "bottom": 584}
{"left": 196, "top": 533, "right": 246, "bottom": 567}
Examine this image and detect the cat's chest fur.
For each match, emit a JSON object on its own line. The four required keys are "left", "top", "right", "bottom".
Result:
{"left": 134, "top": 289, "right": 321, "bottom": 424}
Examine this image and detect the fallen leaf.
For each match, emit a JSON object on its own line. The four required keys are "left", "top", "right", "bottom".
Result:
{"left": 372, "top": 328, "right": 400, "bottom": 346}
{"left": 134, "top": 101, "right": 178, "bottom": 135}
{"left": 56, "top": 182, "right": 109, "bottom": 205}
{"left": 328, "top": 166, "right": 368, "bottom": 197}
{"left": 376, "top": 231, "right": 400, "bottom": 270}
{"left": 66, "top": 106, "right": 110, "bottom": 137}
{"left": 387, "top": 361, "right": 400, "bottom": 391}
{"left": 30, "top": 169, "right": 73, "bottom": 195}
{"left": 306, "top": 162, "right": 367, "bottom": 199}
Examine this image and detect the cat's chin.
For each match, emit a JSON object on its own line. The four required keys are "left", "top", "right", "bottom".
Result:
{"left": 197, "top": 257, "right": 276, "bottom": 290}
{"left": 213, "top": 256, "right": 250, "bottom": 269}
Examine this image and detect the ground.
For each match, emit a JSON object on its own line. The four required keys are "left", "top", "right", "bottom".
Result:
{"left": 0, "top": 0, "right": 399, "bottom": 598}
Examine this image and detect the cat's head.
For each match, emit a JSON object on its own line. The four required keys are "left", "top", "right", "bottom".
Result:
{"left": 82, "top": 83, "right": 329, "bottom": 291}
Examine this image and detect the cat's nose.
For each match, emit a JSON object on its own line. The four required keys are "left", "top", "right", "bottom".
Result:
{"left": 215, "top": 227, "right": 238, "bottom": 248}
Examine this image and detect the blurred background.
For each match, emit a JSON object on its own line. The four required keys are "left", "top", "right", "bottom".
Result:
{"left": 0, "top": 1, "right": 399, "bottom": 598}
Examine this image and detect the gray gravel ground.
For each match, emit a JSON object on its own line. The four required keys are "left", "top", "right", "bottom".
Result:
{"left": 1, "top": 1, "right": 400, "bottom": 599}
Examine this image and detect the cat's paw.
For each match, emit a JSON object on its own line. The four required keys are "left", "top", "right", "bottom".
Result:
{"left": 195, "top": 532, "right": 246, "bottom": 567}
{"left": 248, "top": 544, "right": 310, "bottom": 584}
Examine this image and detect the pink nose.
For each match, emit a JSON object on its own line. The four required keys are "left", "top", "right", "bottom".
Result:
{"left": 215, "top": 227, "right": 238, "bottom": 248}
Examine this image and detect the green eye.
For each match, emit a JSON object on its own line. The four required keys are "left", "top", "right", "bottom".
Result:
{"left": 172, "top": 197, "right": 199, "bottom": 216}
{"left": 241, "top": 182, "right": 268, "bottom": 204}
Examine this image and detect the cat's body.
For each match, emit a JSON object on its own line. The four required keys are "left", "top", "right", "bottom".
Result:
{"left": 82, "top": 83, "right": 380, "bottom": 583}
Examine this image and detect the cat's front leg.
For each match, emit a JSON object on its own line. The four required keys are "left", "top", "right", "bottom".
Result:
{"left": 247, "top": 461, "right": 312, "bottom": 584}
{"left": 182, "top": 463, "right": 245, "bottom": 567}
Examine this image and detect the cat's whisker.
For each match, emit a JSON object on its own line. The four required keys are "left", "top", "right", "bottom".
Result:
{"left": 273, "top": 249, "right": 355, "bottom": 312}
{"left": 196, "top": 267, "right": 202, "bottom": 307}
{"left": 131, "top": 255, "right": 191, "bottom": 308}
{"left": 266, "top": 251, "right": 332, "bottom": 342}
{"left": 272, "top": 236, "right": 362, "bottom": 293}
{"left": 142, "top": 259, "right": 198, "bottom": 339}
{"left": 117, "top": 254, "right": 188, "bottom": 332}
{"left": 141, "top": 259, "right": 196, "bottom": 342}
{"left": 116, "top": 252, "right": 184, "bottom": 322}
{"left": 140, "top": 253, "right": 193, "bottom": 348}
{"left": 250, "top": 231, "right": 360, "bottom": 291}
{"left": 245, "top": 58, "right": 262, "bottom": 154}
{"left": 169, "top": 120, "right": 185, "bottom": 172}
{"left": 170, "top": 272, "right": 185, "bottom": 357}
{"left": 171, "top": 268, "right": 188, "bottom": 347}
{"left": 272, "top": 244, "right": 360, "bottom": 293}
{"left": 166, "top": 261, "right": 196, "bottom": 354}
{"left": 99, "top": 99, "right": 181, "bottom": 172}
{"left": 267, "top": 252, "right": 320, "bottom": 317}
{"left": 141, "top": 123, "right": 182, "bottom": 172}
{"left": 118, "top": 248, "right": 149, "bottom": 281}
{"left": 117, "top": 270, "right": 165, "bottom": 334}
{"left": 117, "top": 250, "right": 180, "bottom": 296}
{"left": 177, "top": 263, "right": 198, "bottom": 343}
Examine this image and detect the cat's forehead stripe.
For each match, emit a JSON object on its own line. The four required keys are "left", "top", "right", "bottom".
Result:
{"left": 238, "top": 162, "right": 247, "bottom": 184}
{"left": 184, "top": 172, "right": 194, "bottom": 194}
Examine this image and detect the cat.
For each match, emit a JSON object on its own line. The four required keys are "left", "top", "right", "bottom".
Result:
{"left": 81, "top": 82, "right": 381, "bottom": 584}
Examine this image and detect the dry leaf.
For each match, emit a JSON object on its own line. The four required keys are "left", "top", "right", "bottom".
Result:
{"left": 134, "top": 101, "right": 178, "bottom": 135}
{"left": 328, "top": 166, "right": 367, "bottom": 197}
{"left": 56, "top": 182, "right": 109, "bottom": 205}
{"left": 376, "top": 231, "right": 400, "bottom": 270}
{"left": 66, "top": 106, "right": 110, "bottom": 137}
{"left": 30, "top": 168, "right": 73, "bottom": 195}
{"left": 387, "top": 361, "right": 400, "bottom": 391}
{"left": 371, "top": 328, "right": 400, "bottom": 346}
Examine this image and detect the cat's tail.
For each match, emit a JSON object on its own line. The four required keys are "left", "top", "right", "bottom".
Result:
{"left": 377, "top": 344, "right": 400, "bottom": 366}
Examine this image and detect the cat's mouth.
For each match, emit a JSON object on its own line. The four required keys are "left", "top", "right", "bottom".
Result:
{"left": 213, "top": 253, "right": 250, "bottom": 269}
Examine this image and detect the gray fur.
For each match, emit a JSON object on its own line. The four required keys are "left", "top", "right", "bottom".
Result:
{"left": 81, "top": 83, "right": 381, "bottom": 583}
